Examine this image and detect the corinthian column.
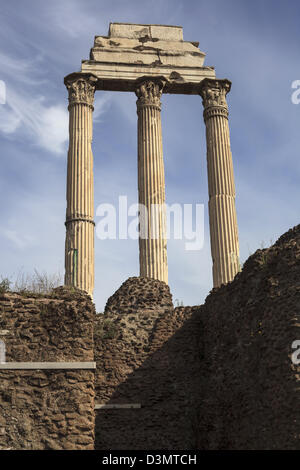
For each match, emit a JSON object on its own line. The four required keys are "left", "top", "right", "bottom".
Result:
{"left": 64, "top": 72, "right": 97, "bottom": 296}
{"left": 135, "top": 76, "right": 168, "bottom": 283}
{"left": 199, "top": 78, "right": 240, "bottom": 288}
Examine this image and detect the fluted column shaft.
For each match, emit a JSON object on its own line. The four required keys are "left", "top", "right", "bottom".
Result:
{"left": 135, "top": 77, "right": 168, "bottom": 283}
{"left": 64, "top": 73, "right": 97, "bottom": 296}
{"left": 199, "top": 78, "right": 240, "bottom": 287}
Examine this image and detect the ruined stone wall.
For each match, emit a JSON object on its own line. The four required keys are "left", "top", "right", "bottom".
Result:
{"left": 95, "top": 277, "right": 202, "bottom": 450}
{"left": 0, "top": 287, "right": 95, "bottom": 450}
{"left": 197, "top": 225, "right": 300, "bottom": 450}
{"left": 1, "top": 225, "right": 299, "bottom": 450}
{"left": 94, "top": 226, "right": 300, "bottom": 450}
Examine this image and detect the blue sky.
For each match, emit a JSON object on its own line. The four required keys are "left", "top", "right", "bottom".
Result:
{"left": 0, "top": 0, "right": 299, "bottom": 311}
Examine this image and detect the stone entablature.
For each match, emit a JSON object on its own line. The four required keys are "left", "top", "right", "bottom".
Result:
{"left": 81, "top": 23, "right": 215, "bottom": 94}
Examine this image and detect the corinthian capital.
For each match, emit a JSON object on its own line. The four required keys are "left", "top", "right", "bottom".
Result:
{"left": 64, "top": 72, "right": 98, "bottom": 109}
{"left": 135, "top": 76, "right": 167, "bottom": 110}
{"left": 199, "top": 78, "right": 231, "bottom": 109}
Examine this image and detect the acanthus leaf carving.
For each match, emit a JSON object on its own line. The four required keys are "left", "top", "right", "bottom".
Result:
{"left": 135, "top": 77, "right": 167, "bottom": 109}
{"left": 199, "top": 78, "right": 231, "bottom": 109}
{"left": 65, "top": 73, "right": 97, "bottom": 108}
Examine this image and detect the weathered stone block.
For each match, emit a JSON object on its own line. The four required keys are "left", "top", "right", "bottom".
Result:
{"left": 80, "top": 22, "right": 215, "bottom": 93}
{"left": 109, "top": 23, "right": 183, "bottom": 41}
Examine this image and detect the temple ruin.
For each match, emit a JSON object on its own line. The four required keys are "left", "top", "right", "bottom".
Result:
{"left": 0, "top": 24, "right": 298, "bottom": 451}
{"left": 64, "top": 22, "right": 240, "bottom": 296}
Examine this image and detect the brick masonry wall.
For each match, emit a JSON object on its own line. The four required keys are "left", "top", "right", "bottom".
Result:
{"left": 1, "top": 224, "right": 299, "bottom": 450}
{"left": 95, "top": 277, "right": 202, "bottom": 450}
{"left": 0, "top": 287, "right": 95, "bottom": 450}
{"left": 95, "top": 226, "right": 300, "bottom": 450}
{"left": 197, "top": 224, "right": 300, "bottom": 449}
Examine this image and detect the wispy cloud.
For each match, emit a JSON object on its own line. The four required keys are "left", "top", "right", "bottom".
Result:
{"left": 0, "top": 51, "right": 45, "bottom": 85}
{"left": 45, "top": 0, "right": 107, "bottom": 38}
{"left": 1, "top": 229, "right": 36, "bottom": 249}
{"left": 0, "top": 48, "right": 111, "bottom": 155}
{"left": 0, "top": 106, "right": 21, "bottom": 134}
{"left": 94, "top": 94, "right": 112, "bottom": 122}
{"left": 0, "top": 88, "right": 68, "bottom": 155}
